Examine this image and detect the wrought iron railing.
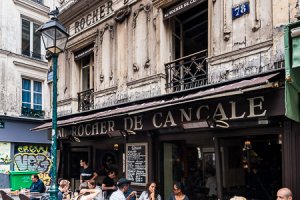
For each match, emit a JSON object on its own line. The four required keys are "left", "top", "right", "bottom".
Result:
{"left": 165, "top": 50, "right": 208, "bottom": 92}
{"left": 22, "top": 50, "right": 43, "bottom": 60}
{"left": 21, "top": 107, "right": 45, "bottom": 118}
{"left": 31, "top": 0, "right": 44, "bottom": 5}
{"left": 78, "top": 89, "right": 94, "bottom": 111}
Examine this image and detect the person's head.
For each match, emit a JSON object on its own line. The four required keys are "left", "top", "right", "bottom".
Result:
{"left": 277, "top": 188, "right": 293, "bottom": 200}
{"left": 31, "top": 174, "right": 39, "bottom": 183}
{"left": 146, "top": 182, "right": 157, "bottom": 194}
{"left": 80, "top": 159, "right": 88, "bottom": 167}
{"left": 117, "top": 178, "right": 131, "bottom": 192}
{"left": 59, "top": 179, "right": 70, "bottom": 192}
{"left": 87, "top": 180, "right": 96, "bottom": 189}
{"left": 173, "top": 182, "right": 185, "bottom": 195}
{"left": 107, "top": 170, "right": 116, "bottom": 179}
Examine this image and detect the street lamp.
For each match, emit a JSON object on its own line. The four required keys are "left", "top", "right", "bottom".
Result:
{"left": 37, "top": 8, "right": 69, "bottom": 200}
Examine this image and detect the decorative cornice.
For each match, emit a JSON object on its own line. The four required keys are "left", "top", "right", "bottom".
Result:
{"left": 133, "top": 4, "right": 151, "bottom": 28}
{"left": 208, "top": 40, "right": 273, "bottom": 65}
{"left": 13, "top": 61, "right": 48, "bottom": 73}
{"left": 114, "top": 5, "right": 131, "bottom": 23}
{"left": 94, "top": 86, "right": 118, "bottom": 96}
{"left": 58, "top": 98, "right": 77, "bottom": 106}
{"left": 152, "top": 0, "right": 176, "bottom": 9}
{"left": 127, "top": 73, "right": 165, "bottom": 87}
{"left": 13, "top": 0, "right": 50, "bottom": 17}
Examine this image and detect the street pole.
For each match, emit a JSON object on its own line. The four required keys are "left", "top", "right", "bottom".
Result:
{"left": 49, "top": 54, "right": 58, "bottom": 200}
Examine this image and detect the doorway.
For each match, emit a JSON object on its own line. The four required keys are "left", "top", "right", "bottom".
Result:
{"left": 219, "top": 134, "right": 282, "bottom": 199}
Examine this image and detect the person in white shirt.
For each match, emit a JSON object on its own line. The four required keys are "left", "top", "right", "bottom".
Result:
{"left": 109, "top": 178, "right": 136, "bottom": 200}
{"left": 139, "top": 182, "right": 161, "bottom": 200}
{"left": 79, "top": 180, "right": 102, "bottom": 200}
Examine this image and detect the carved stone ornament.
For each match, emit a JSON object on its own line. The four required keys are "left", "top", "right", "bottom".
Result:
{"left": 144, "top": 59, "right": 150, "bottom": 68}
{"left": 115, "top": 5, "right": 131, "bottom": 23}
{"left": 133, "top": 4, "right": 151, "bottom": 29}
{"left": 100, "top": 74, "right": 104, "bottom": 82}
{"left": 109, "top": 71, "right": 113, "bottom": 80}
{"left": 99, "top": 24, "right": 114, "bottom": 44}
{"left": 133, "top": 63, "right": 139, "bottom": 72}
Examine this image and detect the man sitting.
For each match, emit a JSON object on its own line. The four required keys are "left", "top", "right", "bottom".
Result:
{"left": 30, "top": 174, "right": 46, "bottom": 193}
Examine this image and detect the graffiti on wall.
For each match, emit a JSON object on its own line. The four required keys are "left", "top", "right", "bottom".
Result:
{"left": 14, "top": 144, "right": 52, "bottom": 185}
{"left": 0, "top": 142, "right": 11, "bottom": 172}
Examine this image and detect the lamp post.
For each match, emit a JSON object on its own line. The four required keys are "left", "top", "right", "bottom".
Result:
{"left": 37, "top": 8, "right": 69, "bottom": 200}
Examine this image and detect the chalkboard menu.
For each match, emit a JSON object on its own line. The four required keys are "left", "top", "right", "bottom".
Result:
{"left": 126, "top": 143, "right": 148, "bottom": 186}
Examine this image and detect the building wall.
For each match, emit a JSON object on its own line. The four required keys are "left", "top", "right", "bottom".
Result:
{"left": 56, "top": 0, "right": 298, "bottom": 116}
{"left": 0, "top": 0, "right": 60, "bottom": 117}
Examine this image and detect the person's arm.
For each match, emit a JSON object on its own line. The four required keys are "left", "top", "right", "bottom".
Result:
{"left": 80, "top": 190, "right": 101, "bottom": 200}
{"left": 90, "top": 172, "right": 98, "bottom": 181}
{"left": 101, "top": 183, "right": 116, "bottom": 190}
{"left": 80, "top": 174, "right": 83, "bottom": 184}
{"left": 125, "top": 191, "right": 136, "bottom": 200}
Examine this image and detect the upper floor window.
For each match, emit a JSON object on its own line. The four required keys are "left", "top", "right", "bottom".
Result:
{"left": 22, "top": 19, "right": 42, "bottom": 59}
{"left": 22, "top": 78, "right": 42, "bottom": 110}
{"left": 164, "top": 0, "right": 209, "bottom": 92}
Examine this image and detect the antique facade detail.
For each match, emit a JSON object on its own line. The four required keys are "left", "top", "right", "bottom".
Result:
{"left": 132, "top": 4, "right": 151, "bottom": 29}
{"left": 99, "top": 24, "right": 114, "bottom": 44}
{"left": 252, "top": 0, "right": 261, "bottom": 32}
{"left": 223, "top": 0, "right": 231, "bottom": 41}
{"left": 114, "top": 5, "right": 131, "bottom": 23}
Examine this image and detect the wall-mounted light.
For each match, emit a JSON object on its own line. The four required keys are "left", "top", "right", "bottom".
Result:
{"left": 278, "top": 134, "right": 282, "bottom": 144}
{"left": 114, "top": 144, "right": 119, "bottom": 151}
{"left": 243, "top": 140, "right": 252, "bottom": 151}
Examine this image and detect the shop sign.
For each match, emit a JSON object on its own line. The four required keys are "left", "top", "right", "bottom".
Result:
{"left": 64, "top": 96, "right": 271, "bottom": 138}
{"left": 69, "top": 0, "right": 137, "bottom": 36}
{"left": 163, "top": 0, "right": 205, "bottom": 20}
{"left": 0, "top": 120, "right": 4, "bottom": 128}
{"left": 232, "top": 2, "right": 250, "bottom": 20}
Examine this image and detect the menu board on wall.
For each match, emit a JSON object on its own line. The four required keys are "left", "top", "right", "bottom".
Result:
{"left": 126, "top": 143, "right": 148, "bottom": 186}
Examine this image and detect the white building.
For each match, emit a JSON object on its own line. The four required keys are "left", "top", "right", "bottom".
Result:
{"left": 0, "top": 0, "right": 59, "bottom": 188}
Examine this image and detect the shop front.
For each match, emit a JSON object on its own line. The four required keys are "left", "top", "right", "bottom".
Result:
{"left": 33, "top": 74, "right": 286, "bottom": 199}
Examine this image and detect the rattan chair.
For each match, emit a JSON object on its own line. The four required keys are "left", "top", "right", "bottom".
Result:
{"left": 0, "top": 190, "right": 14, "bottom": 200}
{"left": 19, "top": 193, "right": 30, "bottom": 200}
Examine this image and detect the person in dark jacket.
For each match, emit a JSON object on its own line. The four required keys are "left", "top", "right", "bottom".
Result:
{"left": 30, "top": 174, "right": 46, "bottom": 193}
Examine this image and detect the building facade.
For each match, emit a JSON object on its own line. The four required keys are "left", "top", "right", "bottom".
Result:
{"left": 34, "top": 0, "right": 299, "bottom": 199}
{"left": 0, "top": 0, "right": 59, "bottom": 187}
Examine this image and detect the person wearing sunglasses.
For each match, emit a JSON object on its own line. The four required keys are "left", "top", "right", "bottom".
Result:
{"left": 168, "top": 182, "right": 189, "bottom": 200}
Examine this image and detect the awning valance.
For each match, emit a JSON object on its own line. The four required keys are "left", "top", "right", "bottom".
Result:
{"left": 32, "top": 73, "right": 280, "bottom": 131}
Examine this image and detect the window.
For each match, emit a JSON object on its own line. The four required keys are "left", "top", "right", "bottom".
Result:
{"left": 165, "top": 0, "right": 209, "bottom": 92}
{"left": 22, "top": 19, "right": 42, "bottom": 59}
{"left": 22, "top": 78, "right": 42, "bottom": 110}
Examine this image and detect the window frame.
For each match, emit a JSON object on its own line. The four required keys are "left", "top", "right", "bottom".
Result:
{"left": 22, "top": 78, "right": 43, "bottom": 111}
{"left": 21, "top": 18, "right": 42, "bottom": 59}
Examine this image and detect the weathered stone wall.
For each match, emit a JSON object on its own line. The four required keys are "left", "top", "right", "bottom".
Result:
{"left": 0, "top": 0, "right": 57, "bottom": 117}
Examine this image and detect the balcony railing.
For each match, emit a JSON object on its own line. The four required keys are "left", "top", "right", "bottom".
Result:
{"left": 31, "top": 0, "right": 43, "bottom": 5}
{"left": 165, "top": 50, "right": 208, "bottom": 92}
{"left": 22, "top": 50, "right": 43, "bottom": 60}
{"left": 78, "top": 89, "right": 94, "bottom": 111}
{"left": 21, "top": 107, "right": 45, "bottom": 118}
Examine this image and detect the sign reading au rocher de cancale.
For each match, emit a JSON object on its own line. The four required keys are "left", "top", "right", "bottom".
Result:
{"left": 69, "top": 0, "right": 137, "bottom": 36}
{"left": 57, "top": 94, "right": 284, "bottom": 138}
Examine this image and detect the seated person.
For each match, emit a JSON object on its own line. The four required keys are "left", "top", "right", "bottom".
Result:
{"left": 79, "top": 180, "right": 102, "bottom": 200}
{"left": 30, "top": 174, "right": 46, "bottom": 193}
{"left": 58, "top": 179, "right": 71, "bottom": 200}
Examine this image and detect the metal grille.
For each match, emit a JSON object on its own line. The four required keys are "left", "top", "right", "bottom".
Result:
{"left": 21, "top": 107, "right": 45, "bottom": 118}
{"left": 78, "top": 89, "right": 94, "bottom": 111}
{"left": 165, "top": 50, "right": 208, "bottom": 92}
{"left": 31, "top": 0, "right": 44, "bottom": 4}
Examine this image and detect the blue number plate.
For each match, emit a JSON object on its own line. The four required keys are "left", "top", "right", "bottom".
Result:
{"left": 232, "top": 2, "right": 250, "bottom": 20}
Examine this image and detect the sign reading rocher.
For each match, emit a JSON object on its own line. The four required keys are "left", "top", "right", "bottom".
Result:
{"left": 126, "top": 143, "right": 148, "bottom": 186}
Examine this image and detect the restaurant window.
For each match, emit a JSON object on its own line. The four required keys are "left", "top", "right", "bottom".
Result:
{"left": 22, "top": 19, "right": 42, "bottom": 59}
{"left": 165, "top": 0, "right": 209, "bottom": 92}
{"left": 220, "top": 134, "right": 282, "bottom": 199}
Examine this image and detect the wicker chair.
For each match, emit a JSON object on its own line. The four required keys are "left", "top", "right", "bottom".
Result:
{"left": 19, "top": 193, "right": 30, "bottom": 200}
{"left": 0, "top": 190, "right": 14, "bottom": 200}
